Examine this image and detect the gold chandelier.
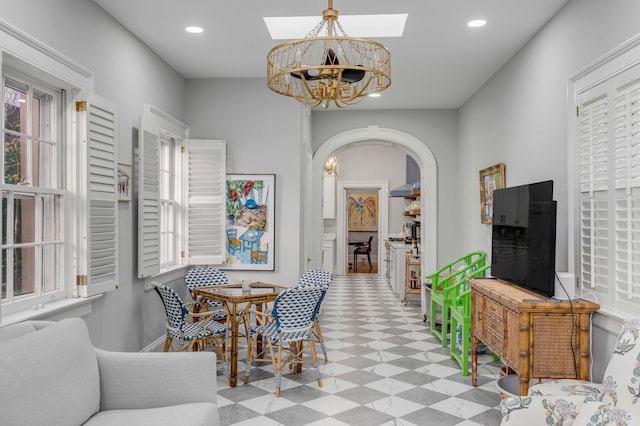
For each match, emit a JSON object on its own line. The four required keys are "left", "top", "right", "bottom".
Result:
{"left": 266, "top": 0, "right": 391, "bottom": 108}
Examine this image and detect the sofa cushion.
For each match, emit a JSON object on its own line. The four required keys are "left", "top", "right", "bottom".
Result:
{"left": 0, "top": 321, "right": 37, "bottom": 343}
{"left": 83, "top": 403, "right": 219, "bottom": 426}
{"left": 0, "top": 318, "right": 100, "bottom": 426}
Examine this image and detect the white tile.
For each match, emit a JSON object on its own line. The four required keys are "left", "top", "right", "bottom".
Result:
{"left": 379, "top": 420, "right": 421, "bottom": 426}
{"left": 324, "top": 350, "right": 355, "bottom": 362}
{"left": 216, "top": 394, "right": 234, "bottom": 408}
{"left": 305, "top": 418, "right": 352, "bottom": 426}
{"left": 302, "top": 394, "right": 360, "bottom": 416}
{"left": 428, "top": 396, "right": 491, "bottom": 419}
{"left": 323, "top": 340, "right": 355, "bottom": 350}
{"left": 237, "top": 394, "right": 297, "bottom": 414}
{"left": 416, "top": 363, "right": 463, "bottom": 378}
{"left": 315, "top": 376, "right": 359, "bottom": 394}
{"left": 361, "top": 340, "right": 398, "bottom": 351}
{"left": 366, "top": 395, "right": 425, "bottom": 417}
{"left": 360, "top": 330, "right": 401, "bottom": 340}
{"left": 403, "top": 339, "right": 442, "bottom": 351}
{"left": 422, "top": 378, "right": 475, "bottom": 396}
{"left": 362, "top": 350, "right": 404, "bottom": 363}
{"left": 363, "top": 362, "right": 409, "bottom": 377}
{"left": 231, "top": 416, "right": 286, "bottom": 426}
{"left": 364, "top": 377, "right": 416, "bottom": 395}
{"left": 322, "top": 330, "right": 352, "bottom": 339}
{"left": 319, "top": 362, "right": 356, "bottom": 376}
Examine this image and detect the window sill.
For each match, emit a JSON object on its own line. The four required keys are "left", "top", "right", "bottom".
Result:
{"left": 0, "top": 294, "right": 103, "bottom": 327}
{"left": 143, "top": 265, "right": 189, "bottom": 291}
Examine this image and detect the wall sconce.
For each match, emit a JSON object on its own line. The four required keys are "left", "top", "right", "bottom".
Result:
{"left": 325, "top": 156, "right": 339, "bottom": 175}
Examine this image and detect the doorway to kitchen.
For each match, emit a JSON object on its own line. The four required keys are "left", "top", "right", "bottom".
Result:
{"left": 336, "top": 180, "right": 389, "bottom": 275}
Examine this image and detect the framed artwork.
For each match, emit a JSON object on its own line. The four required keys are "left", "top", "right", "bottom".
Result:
{"left": 117, "top": 163, "right": 132, "bottom": 201}
{"left": 223, "top": 174, "right": 275, "bottom": 271}
{"left": 479, "top": 163, "right": 506, "bottom": 224}
{"left": 347, "top": 192, "right": 378, "bottom": 231}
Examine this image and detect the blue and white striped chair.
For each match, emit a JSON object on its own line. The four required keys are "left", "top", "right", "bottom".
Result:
{"left": 153, "top": 283, "right": 227, "bottom": 360}
{"left": 298, "top": 269, "right": 333, "bottom": 361}
{"left": 244, "top": 285, "right": 324, "bottom": 397}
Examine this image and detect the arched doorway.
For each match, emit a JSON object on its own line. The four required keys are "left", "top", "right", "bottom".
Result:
{"left": 308, "top": 126, "right": 438, "bottom": 279}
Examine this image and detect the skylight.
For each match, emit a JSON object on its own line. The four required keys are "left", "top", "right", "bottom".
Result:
{"left": 264, "top": 14, "right": 408, "bottom": 40}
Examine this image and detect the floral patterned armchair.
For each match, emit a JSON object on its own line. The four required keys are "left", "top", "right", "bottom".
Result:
{"left": 500, "top": 318, "right": 640, "bottom": 425}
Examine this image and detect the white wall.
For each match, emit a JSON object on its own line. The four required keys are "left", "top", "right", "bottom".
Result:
{"left": 458, "top": 0, "right": 640, "bottom": 380}
{"left": 0, "top": 0, "right": 186, "bottom": 351}
{"left": 312, "top": 109, "right": 460, "bottom": 265}
{"left": 184, "top": 78, "right": 304, "bottom": 285}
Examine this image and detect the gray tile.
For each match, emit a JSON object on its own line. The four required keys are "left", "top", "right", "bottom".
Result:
{"left": 341, "top": 335, "right": 376, "bottom": 345}
{"left": 390, "top": 370, "right": 438, "bottom": 386}
{"left": 333, "top": 405, "right": 396, "bottom": 426}
{"left": 338, "top": 355, "right": 381, "bottom": 369}
{"left": 336, "top": 369, "right": 385, "bottom": 386}
{"left": 400, "top": 406, "right": 463, "bottom": 426}
{"left": 218, "top": 382, "right": 270, "bottom": 402}
{"left": 265, "top": 405, "right": 327, "bottom": 426}
{"left": 382, "top": 345, "right": 424, "bottom": 357}
{"left": 338, "top": 345, "right": 378, "bottom": 356}
{"left": 277, "top": 384, "right": 329, "bottom": 404}
{"left": 219, "top": 403, "right": 261, "bottom": 426}
{"left": 335, "top": 386, "right": 391, "bottom": 405}
{"left": 469, "top": 408, "right": 503, "bottom": 425}
{"left": 457, "top": 387, "right": 502, "bottom": 407}
{"left": 395, "top": 387, "right": 451, "bottom": 406}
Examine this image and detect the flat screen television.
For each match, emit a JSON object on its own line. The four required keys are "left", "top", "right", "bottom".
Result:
{"left": 491, "top": 180, "right": 557, "bottom": 298}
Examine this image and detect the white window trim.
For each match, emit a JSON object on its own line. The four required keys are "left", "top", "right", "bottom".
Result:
{"left": 568, "top": 32, "right": 640, "bottom": 318}
{"left": 0, "top": 18, "right": 107, "bottom": 320}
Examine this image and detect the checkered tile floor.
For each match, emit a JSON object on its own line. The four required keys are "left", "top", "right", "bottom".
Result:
{"left": 216, "top": 274, "right": 503, "bottom": 426}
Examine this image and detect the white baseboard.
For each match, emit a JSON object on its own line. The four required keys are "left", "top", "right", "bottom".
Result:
{"left": 141, "top": 336, "right": 165, "bottom": 352}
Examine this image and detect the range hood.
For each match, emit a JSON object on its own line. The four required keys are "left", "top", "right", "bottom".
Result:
{"left": 389, "top": 155, "right": 420, "bottom": 197}
{"left": 389, "top": 183, "right": 414, "bottom": 197}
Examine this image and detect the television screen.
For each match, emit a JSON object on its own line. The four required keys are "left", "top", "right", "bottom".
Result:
{"left": 491, "top": 181, "right": 556, "bottom": 298}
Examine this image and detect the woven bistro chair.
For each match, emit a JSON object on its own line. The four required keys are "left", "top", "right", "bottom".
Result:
{"left": 298, "top": 269, "right": 333, "bottom": 361}
{"left": 185, "top": 266, "right": 249, "bottom": 345}
{"left": 153, "top": 283, "right": 227, "bottom": 360}
{"left": 185, "top": 266, "right": 229, "bottom": 320}
{"left": 243, "top": 285, "right": 324, "bottom": 397}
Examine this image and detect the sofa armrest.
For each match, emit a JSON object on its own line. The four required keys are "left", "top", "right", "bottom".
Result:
{"left": 96, "top": 349, "right": 218, "bottom": 411}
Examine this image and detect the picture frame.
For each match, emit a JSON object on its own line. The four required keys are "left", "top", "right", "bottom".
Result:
{"left": 347, "top": 192, "right": 378, "bottom": 232}
{"left": 479, "top": 163, "right": 505, "bottom": 224}
{"left": 117, "top": 163, "right": 132, "bottom": 201}
{"left": 223, "top": 174, "right": 275, "bottom": 271}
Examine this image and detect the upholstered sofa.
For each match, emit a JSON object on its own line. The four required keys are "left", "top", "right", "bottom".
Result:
{"left": 0, "top": 317, "right": 220, "bottom": 425}
{"left": 499, "top": 318, "right": 640, "bottom": 425}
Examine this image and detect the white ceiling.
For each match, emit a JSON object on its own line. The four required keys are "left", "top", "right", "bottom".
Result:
{"left": 93, "top": 0, "right": 569, "bottom": 110}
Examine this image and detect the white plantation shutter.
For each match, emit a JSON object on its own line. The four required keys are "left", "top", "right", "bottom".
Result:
{"left": 578, "top": 88, "right": 609, "bottom": 303}
{"left": 612, "top": 73, "right": 640, "bottom": 312}
{"left": 184, "top": 139, "right": 226, "bottom": 265}
{"left": 76, "top": 95, "right": 118, "bottom": 297}
{"left": 137, "top": 117, "right": 161, "bottom": 278}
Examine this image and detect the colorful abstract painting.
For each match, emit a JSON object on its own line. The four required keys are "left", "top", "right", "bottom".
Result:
{"left": 347, "top": 192, "right": 378, "bottom": 232}
{"left": 224, "top": 174, "right": 275, "bottom": 270}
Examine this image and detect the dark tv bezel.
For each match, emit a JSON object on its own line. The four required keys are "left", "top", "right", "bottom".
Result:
{"left": 490, "top": 180, "right": 556, "bottom": 299}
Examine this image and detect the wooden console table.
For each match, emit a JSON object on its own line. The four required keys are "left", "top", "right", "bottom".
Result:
{"left": 469, "top": 278, "right": 599, "bottom": 396}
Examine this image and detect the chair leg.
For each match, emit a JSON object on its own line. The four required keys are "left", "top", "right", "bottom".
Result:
{"left": 314, "top": 321, "right": 328, "bottom": 361}
{"left": 367, "top": 252, "right": 372, "bottom": 270}
{"left": 309, "top": 340, "right": 323, "bottom": 389}
{"left": 353, "top": 253, "right": 357, "bottom": 272}
{"left": 163, "top": 337, "right": 173, "bottom": 352}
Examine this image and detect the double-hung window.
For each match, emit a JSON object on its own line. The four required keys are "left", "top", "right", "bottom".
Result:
{"left": 1, "top": 26, "right": 118, "bottom": 319}
{"left": 2, "top": 75, "right": 63, "bottom": 312}
{"left": 137, "top": 106, "right": 226, "bottom": 280}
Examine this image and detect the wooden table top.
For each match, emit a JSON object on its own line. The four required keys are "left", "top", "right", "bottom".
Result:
{"left": 193, "top": 281, "right": 287, "bottom": 304}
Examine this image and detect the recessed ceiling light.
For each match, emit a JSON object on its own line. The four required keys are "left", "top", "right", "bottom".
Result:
{"left": 467, "top": 19, "right": 487, "bottom": 28}
{"left": 368, "top": 93, "right": 381, "bottom": 98}
{"left": 185, "top": 26, "right": 204, "bottom": 34}
{"left": 264, "top": 14, "right": 408, "bottom": 39}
